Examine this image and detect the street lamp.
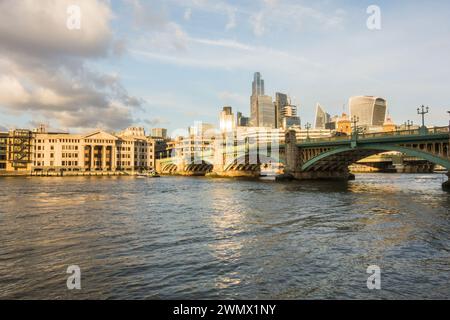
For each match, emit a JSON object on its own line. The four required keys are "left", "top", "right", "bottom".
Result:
{"left": 351, "top": 115, "right": 359, "bottom": 133}
{"left": 305, "top": 123, "right": 311, "bottom": 140}
{"left": 406, "top": 120, "right": 413, "bottom": 131}
{"left": 417, "top": 105, "right": 429, "bottom": 128}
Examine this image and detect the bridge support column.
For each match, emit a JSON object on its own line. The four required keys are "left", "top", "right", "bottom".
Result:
{"left": 292, "top": 170, "right": 354, "bottom": 181}
{"left": 277, "top": 130, "right": 299, "bottom": 181}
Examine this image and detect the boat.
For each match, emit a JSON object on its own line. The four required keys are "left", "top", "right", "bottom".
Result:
{"left": 135, "top": 171, "right": 161, "bottom": 178}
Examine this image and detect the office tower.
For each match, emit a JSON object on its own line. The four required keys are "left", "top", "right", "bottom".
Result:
{"left": 281, "top": 103, "right": 300, "bottom": 129}
{"left": 283, "top": 116, "right": 301, "bottom": 129}
{"left": 151, "top": 128, "right": 167, "bottom": 139}
{"left": 256, "top": 95, "right": 276, "bottom": 128}
{"left": 188, "top": 122, "right": 216, "bottom": 137}
{"left": 237, "top": 112, "right": 250, "bottom": 127}
{"left": 349, "top": 96, "right": 387, "bottom": 127}
{"left": 315, "top": 104, "right": 331, "bottom": 129}
{"left": 219, "top": 106, "right": 236, "bottom": 133}
{"left": 274, "top": 92, "right": 289, "bottom": 128}
{"left": 250, "top": 72, "right": 275, "bottom": 127}
{"left": 252, "top": 72, "right": 265, "bottom": 96}
{"left": 325, "top": 115, "right": 339, "bottom": 130}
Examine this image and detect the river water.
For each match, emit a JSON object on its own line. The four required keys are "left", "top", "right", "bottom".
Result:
{"left": 0, "top": 174, "right": 449, "bottom": 299}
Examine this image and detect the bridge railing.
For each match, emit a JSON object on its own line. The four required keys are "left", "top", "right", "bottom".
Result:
{"left": 298, "top": 126, "right": 449, "bottom": 144}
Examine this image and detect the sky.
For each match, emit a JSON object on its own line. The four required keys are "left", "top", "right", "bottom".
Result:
{"left": 0, "top": 0, "right": 449, "bottom": 134}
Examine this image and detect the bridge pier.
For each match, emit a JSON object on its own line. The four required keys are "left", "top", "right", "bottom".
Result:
{"left": 291, "top": 170, "right": 355, "bottom": 181}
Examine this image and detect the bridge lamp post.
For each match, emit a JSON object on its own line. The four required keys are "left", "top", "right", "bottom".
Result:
{"left": 305, "top": 123, "right": 311, "bottom": 141}
{"left": 351, "top": 116, "right": 359, "bottom": 139}
{"left": 406, "top": 120, "right": 413, "bottom": 132}
{"left": 417, "top": 105, "right": 429, "bottom": 135}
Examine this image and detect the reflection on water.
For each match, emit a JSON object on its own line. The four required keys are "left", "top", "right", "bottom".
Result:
{"left": 0, "top": 174, "right": 449, "bottom": 299}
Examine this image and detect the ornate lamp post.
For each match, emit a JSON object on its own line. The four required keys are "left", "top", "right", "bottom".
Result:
{"left": 417, "top": 105, "right": 429, "bottom": 134}
{"left": 351, "top": 115, "right": 359, "bottom": 133}
{"left": 406, "top": 120, "right": 413, "bottom": 131}
{"left": 305, "top": 123, "right": 311, "bottom": 141}
{"left": 350, "top": 116, "right": 359, "bottom": 145}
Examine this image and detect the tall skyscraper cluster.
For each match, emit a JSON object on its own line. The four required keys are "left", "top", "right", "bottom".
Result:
{"left": 249, "top": 72, "right": 300, "bottom": 129}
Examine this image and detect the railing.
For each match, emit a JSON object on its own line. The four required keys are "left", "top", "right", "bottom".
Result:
{"left": 298, "top": 126, "right": 450, "bottom": 144}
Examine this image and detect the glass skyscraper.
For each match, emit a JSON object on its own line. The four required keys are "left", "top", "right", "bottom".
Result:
{"left": 250, "top": 72, "right": 275, "bottom": 128}
{"left": 274, "top": 92, "right": 289, "bottom": 129}
{"left": 314, "top": 103, "right": 331, "bottom": 129}
{"left": 349, "top": 96, "right": 387, "bottom": 127}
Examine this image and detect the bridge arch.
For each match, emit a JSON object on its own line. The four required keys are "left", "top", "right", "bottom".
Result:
{"left": 224, "top": 154, "right": 282, "bottom": 172}
{"left": 301, "top": 144, "right": 450, "bottom": 172}
{"left": 161, "top": 160, "right": 213, "bottom": 175}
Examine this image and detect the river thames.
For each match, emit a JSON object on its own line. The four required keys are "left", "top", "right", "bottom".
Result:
{"left": 0, "top": 174, "right": 449, "bottom": 299}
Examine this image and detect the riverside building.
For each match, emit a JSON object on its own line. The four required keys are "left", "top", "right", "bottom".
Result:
{"left": 0, "top": 126, "right": 156, "bottom": 174}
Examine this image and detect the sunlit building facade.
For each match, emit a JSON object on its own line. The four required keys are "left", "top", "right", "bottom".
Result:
{"left": 349, "top": 96, "right": 387, "bottom": 127}
{"left": 219, "top": 106, "right": 236, "bottom": 133}
{"left": 0, "top": 126, "right": 156, "bottom": 174}
{"left": 315, "top": 103, "right": 331, "bottom": 129}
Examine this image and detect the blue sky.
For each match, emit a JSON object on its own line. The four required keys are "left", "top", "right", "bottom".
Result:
{"left": 1, "top": 0, "right": 450, "bottom": 133}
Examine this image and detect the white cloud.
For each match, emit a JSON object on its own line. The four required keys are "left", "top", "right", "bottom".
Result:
{"left": 250, "top": 12, "right": 265, "bottom": 37}
{"left": 249, "top": 1, "right": 346, "bottom": 36}
{"left": 225, "top": 8, "right": 237, "bottom": 31}
{"left": 0, "top": 76, "right": 31, "bottom": 106}
{"left": 131, "top": 36, "right": 321, "bottom": 74}
{"left": 0, "top": 0, "right": 141, "bottom": 130}
{"left": 218, "top": 91, "right": 248, "bottom": 109}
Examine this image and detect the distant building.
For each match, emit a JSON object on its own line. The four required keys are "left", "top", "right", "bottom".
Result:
{"left": 349, "top": 96, "right": 387, "bottom": 127}
{"left": 219, "top": 106, "right": 236, "bottom": 133}
{"left": 188, "top": 122, "right": 216, "bottom": 138}
{"left": 250, "top": 72, "right": 276, "bottom": 128}
{"left": 274, "top": 92, "right": 289, "bottom": 128}
{"left": 151, "top": 128, "right": 167, "bottom": 139}
{"left": 383, "top": 115, "right": 397, "bottom": 132}
{"left": 256, "top": 95, "right": 276, "bottom": 128}
{"left": 0, "top": 132, "right": 7, "bottom": 171}
{"left": 315, "top": 104, "right": 331, "bottom": 129}
{"left": 325, "top": 115, "right": 340, "bottom": 130}
{"left": 336, "top": 113, "right": 352, "bottom": 135}
{"left": 236, "top": 112, "right": 250, "bottom": 127}
{"left": 281, "top": 104, "right": 300, "bottom": 128}
{"left": 283, "top": 116, "right": 301, "bottom": 129}
{"left": 1, "top": 126, "right": 157, "bottom": 173}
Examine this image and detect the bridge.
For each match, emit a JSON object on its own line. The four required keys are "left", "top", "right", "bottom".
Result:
{"left": 156, "top": 139, "right": 283, "bottom": 178}
{"left": 156, "top": 126, "right": 450, "bottom": 189}
{"left": 284, "top": 126, "right": 450, "bottom": 188}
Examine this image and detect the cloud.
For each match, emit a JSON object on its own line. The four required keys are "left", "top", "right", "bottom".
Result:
{"left": 131, "top": 36, "right": 321, "bottom": 74}
{"left": 169, "top": 0, "right": 238, "bottom": 31}
{"left": 143, "top": 117, "right": 170, "bottom": 127}
{"left": 250, "top": 12, "right": 265, "bottom": 37}
{"left": 249, "top": 1, "right": 346, "bottom": 36}
{"left": 125, "top": 0, "right": 188, "bottom": 51}
{"left": 218, "top": 91, "right": 248, "bottom": 109}
{"left": 225, "top": 8, "right": 237, "bottom": 31}
{"left": 0, "top": 0, "right": 142, "bottom": 131}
